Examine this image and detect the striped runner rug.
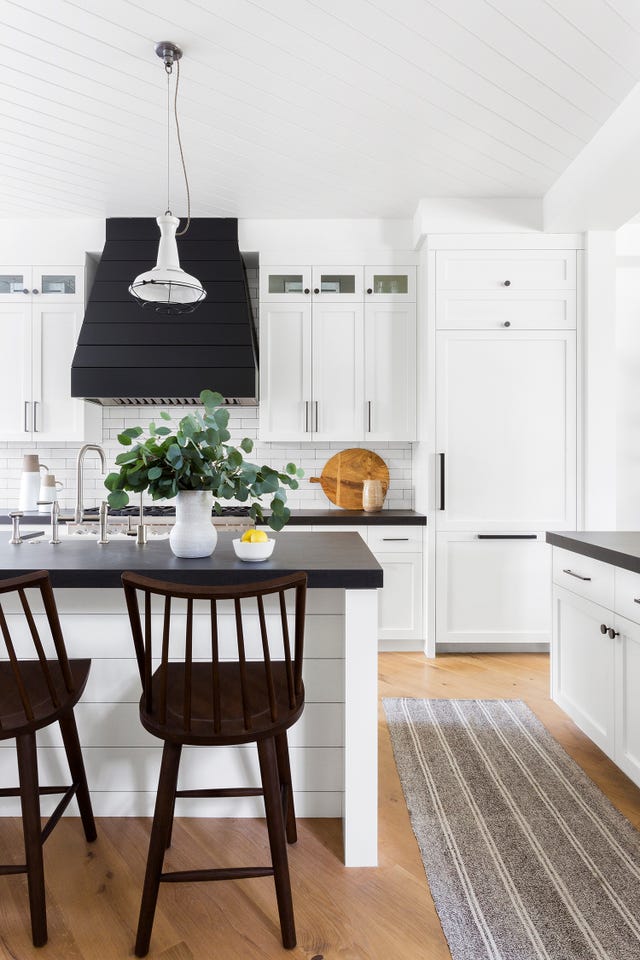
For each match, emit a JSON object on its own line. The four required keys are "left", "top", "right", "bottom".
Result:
{"left": 383, "top": 698, "right": 640, "bottom": 960}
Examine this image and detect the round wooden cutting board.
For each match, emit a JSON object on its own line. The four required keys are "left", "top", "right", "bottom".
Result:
{"left": 309, "top": 448, "right": 390, "bottom": 509}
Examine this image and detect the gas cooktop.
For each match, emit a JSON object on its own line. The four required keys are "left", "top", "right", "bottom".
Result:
{"left": 84, "top": 505, "right": 253, "bottom": 518}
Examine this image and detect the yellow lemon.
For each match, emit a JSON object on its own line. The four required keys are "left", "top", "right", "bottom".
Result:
{"left": 241, "top": 529, "right": 256, "bottom": 543}
{"left": 250, "top": 530, "right": 269, "bottom": 543}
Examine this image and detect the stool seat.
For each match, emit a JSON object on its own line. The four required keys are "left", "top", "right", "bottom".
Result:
{"left": 141, "top": 662, "right": 305, "bottom": 745}
{"left": 0, "top": 658, "right": 90, "bottom": 737}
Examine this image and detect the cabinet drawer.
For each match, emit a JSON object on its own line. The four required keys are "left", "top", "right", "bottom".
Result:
{"left": 436, "top": 291, "right": 576, "bottom": 330}
{"left": 437, "top": 251, "right": 576, "bottom": 291}
{"left": 614, "top": 568, "right": 640, "bottom": 624}
{"left": 552, "top": 547, "right": 614, "bottom": 607}
{"left": 368, "top": 525, "right": 422, "bottom": 553}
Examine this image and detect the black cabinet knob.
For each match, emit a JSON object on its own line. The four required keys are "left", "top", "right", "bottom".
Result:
{"left": 32, "top": 289, "right": 39, "bottom": 295}
{"left": 600, "top": 623, "right": 608, "bottom": 634}
{"left": 503, "top": 321, "right": 511, "bottom": 327}
{"left": 22, "top": 288, "right": 29, "bottom": 294}
{"left": 503, "top": 280, "right": 511, "bottom": 287}
{"left": 303, "top": 288, "right": 310, "bottom": 295}
{"left": 313, "top": 288, "right": 319, "bottom": 294}
{"left": 607, "top": 627, "right": 620, "bottom": 639}
{"left": 366, "top": 288, "right": 372, "bottom": 294}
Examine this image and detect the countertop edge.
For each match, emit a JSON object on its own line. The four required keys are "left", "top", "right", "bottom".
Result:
{"left": 546, "top": 532, "right": 640, "bottom": 575}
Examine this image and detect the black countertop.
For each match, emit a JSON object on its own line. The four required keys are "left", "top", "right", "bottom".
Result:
{"left": 546, "top": 531, "right": 640, "bottom": 575}
{"left": 1, "top": 508, "right": 426, "bottom": 527}
{"left": 0, "top": 532, "right": 383, "bottom": 590}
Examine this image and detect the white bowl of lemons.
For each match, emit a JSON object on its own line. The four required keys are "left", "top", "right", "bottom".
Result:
{"left": 232, "top": 528, "right": 275, "bottom": 561}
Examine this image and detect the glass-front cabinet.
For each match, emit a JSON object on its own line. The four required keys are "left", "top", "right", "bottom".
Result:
{"left": 311, "top": 266, "right": 362, "bottom": 302}
{"left": 364, "top": 265, "right": 416, "bottom": 302}
{"left": 0, "top": 266, "right": 84, "bottom": 302}
{"left": 260, "top": 265, "right": 312, "bottom": 302}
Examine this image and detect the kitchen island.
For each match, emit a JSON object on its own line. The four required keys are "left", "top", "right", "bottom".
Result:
{"left": 547, "top": 531, "right": 640, "bottom": 792}
{"left": 0, "top": 532, "right": 382, "bottom": 867}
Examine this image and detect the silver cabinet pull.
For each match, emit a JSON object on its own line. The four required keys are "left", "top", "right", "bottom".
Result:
{"left": 382, "top": 537, "right": 409, "bottom": 541}
{"left": 33, "top": 400, "right": 39, "bottom": 432}
{"left": 314, "top": 400, "right": 319, "bottom": 433}
{"left": 24, "top": 401, "right": 30, "bottom": 433}
{"left": 562, "top": 568, "right": 592, "bottom": 581}
{"left": 304, "top": 400, "right": 309, "bottom": 433}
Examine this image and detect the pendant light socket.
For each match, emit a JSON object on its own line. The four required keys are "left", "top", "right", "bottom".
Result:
{"left": 155, "top": 41, "right": 182, "bottom": 71}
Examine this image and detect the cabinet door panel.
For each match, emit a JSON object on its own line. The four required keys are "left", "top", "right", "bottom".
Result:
{"left": 436, "top": 533, "right": 551, "bottom": 648}
{"left": 436, "top": 330, "right": 576, "bottom": 530}
{"left": 376, "top": 552, "right": 422, "bottom": 644}
{"left": 259, "top": 303, "right": 312, "bottom": 441}
{"left": 311, "top": 266, "right": 362, "bottom": 302}
{"left": 365, "top": 303, "right": 416, "bottom": 441}
{"left": 260, "top": 265, "right": 311, "bottom": 302}
{"left": 552, "top": 586, "right": 615, "bottom": 755}
{"left": 437, "top": 250, "right": 576, "bottom": 291}
{"left": 0, "top": 302, "right": 32, "bottom": 439}
{"left": 32, "top": 302, "right": 87, "bottom": 440}
{"left": 0, "top": 267, "right": 31, "bottom": 302}
{"left": 34, "top": 265, "right": 84, "bottom": 302}
{"left": 364, "top": 266, "right": 416, "bottom": 302}
{"left": 312, "top": 302, "right": 363, "bottom": 441}
{"left": 614, "top": 615, "right": 640, "bottom": 787}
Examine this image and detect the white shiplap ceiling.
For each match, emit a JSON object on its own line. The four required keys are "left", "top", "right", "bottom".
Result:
{"left": 1, "top": 0, "right": 640, "bottom": 218}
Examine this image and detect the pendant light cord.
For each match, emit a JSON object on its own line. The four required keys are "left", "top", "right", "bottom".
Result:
{"left": 164, "top": 58, "right": 191, "bottom": 236}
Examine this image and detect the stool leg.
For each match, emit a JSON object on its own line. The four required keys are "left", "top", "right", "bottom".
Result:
{"left": 258, "top": 737, "right": 296, "bottom": 949}
{"left": 275, "top": 732, "right": 297, "bottom": 844}
{"left": 59, "top": 711, "right": 97, "bottom": 843}
{"left": 16, "top": 733, "right": 47, "bottom": 948}
{"left": 135, "top": 741, "right": 182, "bottom": 958}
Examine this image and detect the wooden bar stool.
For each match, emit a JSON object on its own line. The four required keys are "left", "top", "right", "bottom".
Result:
{"left": 121, "top": 570, "right": 308, "bottom": 958}
{"left": 0, "top": 570, "right": 96, "bottom": 947}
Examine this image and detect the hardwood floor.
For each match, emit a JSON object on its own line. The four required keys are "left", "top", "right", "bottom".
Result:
{"left": 1, "top": 652, "right": 640, "bottom": 959}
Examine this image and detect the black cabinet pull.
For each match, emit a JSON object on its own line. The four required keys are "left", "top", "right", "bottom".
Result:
{"left": 304, "top": 288, "right": 310, "bottom": 295}
{"left": 439, "top": 453, "right": 445, "bottom": 511}
{"left": 366, "top": 287, "right": 372, "bottom": 294}
{"left": 503, "top": 321, "right": 511, "bottom": 327}
{"left": 22, "top": 288, "right": 29, "bottom": 295}
{"left": 608, "top": 627, "right": 620, "bottom": 639}
{"left": 600, "top": 623, "right": 608, "bottom": 634}
{"left": 478, "top": 534, "right": 536, "bottom": 540}
{"left": 634, "top": 599, "right": 640, "bottom": 605}
{"left": 382, "top": 537, "right": 409, "bottom": 541}
{"left": 313, "top": 288, "right": 319, "bottom": 294}
{"left": 503, "top": 280, "right": 511, "bottom": 286}
{"left": 562, "top": 568, "right": 592, "bottom": 581}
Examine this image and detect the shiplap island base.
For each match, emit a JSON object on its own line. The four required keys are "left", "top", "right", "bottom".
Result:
{"left": 0, "top": 532, "right": 382, "bottom": 867}
{"left": 548, "top": 531, "right": 640, "bottom": 792}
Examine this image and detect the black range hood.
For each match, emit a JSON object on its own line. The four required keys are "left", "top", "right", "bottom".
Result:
{"left": 71, "top": 217, "right": 258, "bottom": 405}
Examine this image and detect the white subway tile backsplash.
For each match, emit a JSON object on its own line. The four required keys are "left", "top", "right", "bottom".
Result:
{"left": 0, "top": 405, "right": 413, "bottom": 512}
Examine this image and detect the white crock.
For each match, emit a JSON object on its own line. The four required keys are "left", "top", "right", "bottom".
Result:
{"left": 169, "top": 490, "right": 218, "bottom": 559}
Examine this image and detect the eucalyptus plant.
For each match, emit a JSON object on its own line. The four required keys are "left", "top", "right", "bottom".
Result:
{"left": 104, "top": 390, "right": 303, "bottom": 531}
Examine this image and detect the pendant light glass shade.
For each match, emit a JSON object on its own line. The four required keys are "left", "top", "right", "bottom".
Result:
{"left": 129, "top": 215, "right": 206, "bottom": 315}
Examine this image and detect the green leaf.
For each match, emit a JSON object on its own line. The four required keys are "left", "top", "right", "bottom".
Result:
{"left": 286, "top": 462, "right": 297, "bottom": 475}
{"left": 117, "top": 432, "right": 132, "bottom": 446}
{"left": 240, "top": 437, "right": 253, "bottom": 453}
{"left": 167, "top": 443, "right": 182, "bottom": 464}
{"left": 296, "top": 467, "right": 304, "bottom": 478}
{"left": 227, "top": 449, "right": 243, "bottom": 469}
{"left": 107, "top": 489, "right": 129, "bottom": 510}
{"left": 147, "top": 466, "right": 163, "bottom": 480}
{"left": 155, "top": 426, "right": 171, "bottom": 436}
{"left": 160, "top": 410, "right": 171, "bottom": 421}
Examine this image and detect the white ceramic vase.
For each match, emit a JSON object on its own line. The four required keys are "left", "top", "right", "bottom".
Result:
{"left": 169, "top": 490, "right": 218, "bottom": 559}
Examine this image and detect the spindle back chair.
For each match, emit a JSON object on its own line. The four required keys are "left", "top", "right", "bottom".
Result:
{"left": 0, "top": 570, "right": 96, "bottom": 947}
{"left": 121, "top": 570, "right": 308, "bottom": 958}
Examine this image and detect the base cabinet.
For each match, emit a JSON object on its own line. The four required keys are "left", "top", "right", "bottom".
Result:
{"left": 551, "top": 556, "right": 640, "bottom": 792}
{"left": 551, "top": 586, "right": 615, "bottom": 755}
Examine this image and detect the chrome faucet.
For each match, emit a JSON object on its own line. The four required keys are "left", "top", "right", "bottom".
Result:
{"left": 75, "top": 443, "right": 107, "bottom": 524}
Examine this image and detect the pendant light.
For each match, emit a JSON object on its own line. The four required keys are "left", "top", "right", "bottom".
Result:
{"left": 129, "top": 42, "right": 206, "bottom": 315}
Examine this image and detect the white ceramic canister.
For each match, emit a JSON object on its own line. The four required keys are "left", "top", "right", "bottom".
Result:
{"left": 38, "top": 474, "right": 63, "bottom": 512}
{"left": 169, "top": 490, "right": 218, "bottom": 558}
{"left": 18, "top": 455, "right": 48, "bottom": 512}
{"left": 362, "top": 478, "right": 385, "bottom": 512}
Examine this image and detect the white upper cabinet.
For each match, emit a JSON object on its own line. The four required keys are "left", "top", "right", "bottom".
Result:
{"left": 0, "top": 265, "right": 100, "bottom": 443}
{"left": 436, "top": 250, "right": 576, "bottom": 291}
{"left": 364, "top": 265, "right": 416, "bottom": 302}
{"left": 436, "top": 328, "right": 577, "bottom": 531}
{"left": 260, "top": 263, "right": 416, "bottom": 442}
{"left": 364, "top": 302, "right": 416, "bottom": 441}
